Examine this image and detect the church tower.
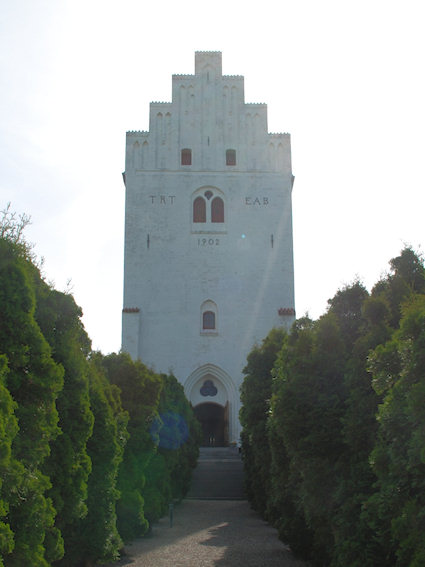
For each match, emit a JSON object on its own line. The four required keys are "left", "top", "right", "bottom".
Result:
{"left": 122, "top": 52, "right": 295, "bottom": 445}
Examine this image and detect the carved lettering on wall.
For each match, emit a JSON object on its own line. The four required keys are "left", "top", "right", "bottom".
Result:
{"left": 149, "top": 195, "right": 176, "bottom": 204}
{"left": 198, "top": 238, "right": 220, "bottom": 246}
{"left": 245, "top": 197, "right": 269, "bottom": 205}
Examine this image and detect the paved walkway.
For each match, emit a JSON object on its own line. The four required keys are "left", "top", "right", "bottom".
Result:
{"left": 104, "top": 499, "right": 309, "bottom": 567}
{"left": 102, "top": 447, "right": 309, "bottom": 566}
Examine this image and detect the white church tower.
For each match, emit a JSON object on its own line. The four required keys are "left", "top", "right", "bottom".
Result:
{"left": 122, "top": 52, "right": 295, "bottom": 445}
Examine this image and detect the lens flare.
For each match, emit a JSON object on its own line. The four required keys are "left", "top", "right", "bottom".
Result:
{"left": 149, "top": 412, "right": 189, "bottom": 449}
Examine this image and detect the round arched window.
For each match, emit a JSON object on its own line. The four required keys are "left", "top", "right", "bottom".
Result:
{"left": 193, "top": 196, "right": 206, "bottom": 223}
{"left": 211, "top": 197, "right": 224, "bottom": 223}
{"left": 192, "top": 189, "right": 225, "bottom": 225}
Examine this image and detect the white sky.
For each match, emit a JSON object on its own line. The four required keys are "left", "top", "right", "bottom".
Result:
{"left": 1, "top": 0, "right": 424, "bottom": 354}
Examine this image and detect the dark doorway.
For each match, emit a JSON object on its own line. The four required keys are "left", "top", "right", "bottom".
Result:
{"left": 194, "top": 403, "right": 227, "bottom": 446}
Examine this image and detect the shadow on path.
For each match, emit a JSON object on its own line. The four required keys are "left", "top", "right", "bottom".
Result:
{"left": 102, "top": 500, "right": 310, "bottom": 567}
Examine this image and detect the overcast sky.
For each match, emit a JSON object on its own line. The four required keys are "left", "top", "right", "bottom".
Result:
{"left": 1, "top": 0, "right": 424, "bottom": 354}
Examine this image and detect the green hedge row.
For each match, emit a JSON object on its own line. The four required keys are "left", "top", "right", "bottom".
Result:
{"left": 241, "top": 248, "right": 425, "bottom": 566}
{"left": 0, "top": 218, "right": 201, "bottom": 566}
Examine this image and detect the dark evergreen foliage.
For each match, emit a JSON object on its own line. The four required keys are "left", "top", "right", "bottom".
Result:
{"left": 35, "top": 286, "right": 95, "bottom": 566}
{"left": 0, "top": 210, "right": 200, "bottom": 566}
{"left": 239, "top": 328, "right": 286, "bottom": 516}
{"left": 0, "top": 239, "right": 64, "bottom": 566}
{"left": 101, "top": 352, "right": 161, "bottom": 540}
{"left": 73, "top": 355, "right": 128, "bottom": 566}
{"left": 101, "top": 356, "right": 201, "bottom": 535}
{"left": 0, "top": 356, "right": 19, "bottom": 567}
{"left": 144, "top": 374, "right": 201, "bottom": 523}
{"left": 240, "top": 247, "right": 425, "bottom": 567}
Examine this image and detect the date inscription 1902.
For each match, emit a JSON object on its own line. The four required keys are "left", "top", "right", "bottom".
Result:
{"left": 198, "top": 238, "right": 219, "bottom": 246}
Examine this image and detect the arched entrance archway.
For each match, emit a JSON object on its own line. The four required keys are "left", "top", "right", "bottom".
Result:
{"left": 185, "top": 364, "right": 238, "bottom": 444}
{"left": 194, "top": 402, "right": 228, "bottom": 446}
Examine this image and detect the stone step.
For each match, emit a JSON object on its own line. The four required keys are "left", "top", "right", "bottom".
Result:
{"left": 187, "top": 446, "right": 245, "bottom": 500}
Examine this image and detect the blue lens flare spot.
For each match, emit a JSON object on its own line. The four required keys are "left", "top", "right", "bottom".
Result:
{"left": 149, "top": 412, "right": 189, "bottom": 450}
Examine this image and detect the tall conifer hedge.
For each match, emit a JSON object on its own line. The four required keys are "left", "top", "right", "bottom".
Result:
{"left": 0, "top": 209, "right": 200, "bottom": 566}
{"left": 240, "top": 248, "right": 425, "bottom": 567}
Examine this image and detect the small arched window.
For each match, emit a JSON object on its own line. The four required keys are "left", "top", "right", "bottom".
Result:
{"left": 226, "top": 149, "right": 236, "bottom": 166}
{"left": 181, "top": 148, "right": 192, "bottom": 165}
{"left": 211, "top": 197, "right": 224, "bottom": 223}
{"left": 203, "top": 311, "right": 216, "bottom": 330}
{"left": 201, "top": 299, "right": 218, "bottom": 334}
{"left": 193, "top": 197, "right": 206, "bottom": 223}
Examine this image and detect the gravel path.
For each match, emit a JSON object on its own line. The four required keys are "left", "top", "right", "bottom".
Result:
{"left": 102, "top": 499, "right": 309, "bottom": 567}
